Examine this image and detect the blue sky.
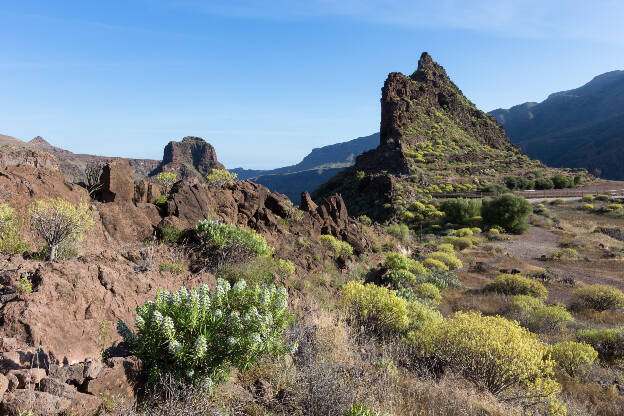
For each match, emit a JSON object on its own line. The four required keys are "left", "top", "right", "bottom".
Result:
{"left": 1, "top": 1, "right": 623, "bottom": 169}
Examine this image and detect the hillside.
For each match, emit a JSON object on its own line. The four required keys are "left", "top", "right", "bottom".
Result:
{"left": 231, "top": 133, "right": 378, "bottom": 203}
{"left": 490, "top": 70, "right": 624, "bottom": 179}
{"left": 314, "top": 52, "right": 573, "bottom": 220}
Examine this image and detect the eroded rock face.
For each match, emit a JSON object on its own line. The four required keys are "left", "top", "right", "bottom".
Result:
{"left": 99, "top": 160, "right": 135, "bottom": 203}
{"left": 0, "top": 146, "right": 60, "bottom": 172}
{"left": 160, "top": 136, "right": 225, "bottom": 179}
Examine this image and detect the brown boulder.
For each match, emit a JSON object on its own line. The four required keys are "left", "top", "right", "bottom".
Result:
{"left": 0, "top": 374, "right": 8, "bottom": 401}
{"left": 8, "top": 368, "right": 46, "bottom": 388}
{"left": 85, "top": 356, "right": 140, "bottom": 401}
{"left": 99, "top": 160, "right": 135, "bottom": 203}
{"left": 160, "top": 136, "right": 225, "bottom": 179}
{"left": 1, "top": 390, "right": 71, "bottom": 416}
{"left": 133, "top": 180, "right": 165, "bottom": 204}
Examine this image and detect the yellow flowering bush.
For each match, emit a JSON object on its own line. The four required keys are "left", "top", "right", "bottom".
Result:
{"left": 205, "top": 168, "right": 238, "bottom": 187}
{"left": 409, "top": 311, "right": 558, "bottom": 396}
{"left": 485, "top": 274, "right": 548, "bottom": 300}
{"left": 29, "top": 198, "right": 94, "bottom": 261}
{"left": 0, "top": 203, "right": 30, "bottom": 255}
{"left": 508, "top": 295, "right": 573, "bottom": 333}
{"left": 451, "top": 227, "right": 473, "bottom": 237}
{"left": 412, "top": 283, "right": 442, "bottom": 306}
{"left": 319, "top": 235, "right": 354, "bottom": 258}
{"left": 385, "top": 252, "right": 427, "bottom": 275}
{"left": 436, "top": 243, "right": 455, "bottom": 254}
{"left": 425, "top": 251, "right": 462, "bottom": 270}
{"left": 343, "top": 281, "right": 410, "bottom": 334}
{"left": 549, "top": 341, "right": 597, "bottom": 377}
{"left": 423, "top": 258, "right": 448, "bottom": 271}
{"left": 573, "top": 284, "right": 624, "bottom": 311}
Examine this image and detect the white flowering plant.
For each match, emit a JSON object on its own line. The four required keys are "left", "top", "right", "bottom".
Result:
{"left": 118, "top": 278, "right": 293, "bottom": 385}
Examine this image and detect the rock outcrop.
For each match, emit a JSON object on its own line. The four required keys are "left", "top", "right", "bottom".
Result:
{"left": 0, "top": 146, "right": 60, "bottom": 172}
{"left": 159, "top": 136, "right": 225, "bottom": 179}
{"left": 98, "top": 160, "right": 136, "bottom": 203}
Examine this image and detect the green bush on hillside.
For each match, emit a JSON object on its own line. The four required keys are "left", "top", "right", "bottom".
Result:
{"left": 385, "top": 224, "right": 410, "bottom": 243}
{"left": 572, "top": 284, "right": 624, "bottom": 311}
{"left": 0, "top": 203, "right": 30, "bottom": 255}
{"left": 157, "top": 223, "right": 183, "bottom": 245}
{"left": 508, "top": 295, "right": 573, "bottom": 333}
{"left": 549, "top": 341, "right": 597, "bottom": 377}
{"left": 196, "top": 220, "right": 273, "bottom": 266}
{"left": 409, "top": 311, "right": 559, "bottom": 397}
{"left": 484, "top": 274, "right": 548, "bottom": 300}
{"left": 118, "top": 279, "right": 292, "bottom": 385}
{"left": 577, "top": 328, "right": 624, "bottom": 361}
{"left": 481, "top": 194, "right": 532, "bottom": 234}
{"left": 320, "top": 234, "right": 354, "bottom": 258}
{"left": 439, "top": 199, "right": 482, "bottom": 225}
{"left": 534, "top": 178, "right": 555, "bottom": 190}
{"left": 425, "top": 251, "right": 462, "bottom": 270}
{"left": 385, "top": 252, "right": 427, "bottom": 275}
{"left": 552, "top": 175, "right": 575, "bottom": 189}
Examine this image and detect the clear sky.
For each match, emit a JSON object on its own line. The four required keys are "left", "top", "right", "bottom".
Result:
{"left": 1, "top": 1, "right": 623, "bottom": 169}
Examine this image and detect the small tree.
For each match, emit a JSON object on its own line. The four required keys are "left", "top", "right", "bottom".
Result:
{"left": 29, "top": 198, "right": 94, "bottom": 261}
{"left": 440, "top": 198, "right": 482, "bottom": 225}
{"left": 481, "top": 194, "right": 532, "bottom": 234}
{"left": 85, "top": 160, "right": 105, "bottom": 197}
{"left": 205, "top": 168, "right": 238, "bottom": 187}
{"left": 155, "top": 171, "right": 179, "bottom": 192}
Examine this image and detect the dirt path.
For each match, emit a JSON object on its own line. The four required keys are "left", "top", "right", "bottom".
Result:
{"left": 495, "top": 226, "right": 559, "bottom": 264}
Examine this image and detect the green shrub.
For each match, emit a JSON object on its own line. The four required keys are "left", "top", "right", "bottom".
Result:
{"left": 29, "top": 198, "right": 94, "bottom": 261}
{"left": 582, "top": 203, "right": 594, "bottom": 211}
{"left": 423, "top": 258, "right": 448, "bottom": 271}
{"left": 157, "top": 223, "right": 183, "bottom": 245}
{"left": 205, "top": 169, "right": 238, "bottom": 187}
{"left": 154, "top": 195, "right": 168, "bottom": 206}
{"left": 425, "top": 251, "right": 462, "bottom": 270}
{"left": 577, "top": 328, "right": 624, "bottom": 361}
{"left": 15, "top": 275, "right": 33, "bottom": 295}
{"left": 423, "top": 268, "right": 461, "bottom": 290}
{"left": 412, "top": 283, "right": 442, "bottom": 306}
{"left": 550, "top": 198, "right": 566, "bottom": 205}
{"left": 505, "top": 176, "right": 533, "bottom": 190}
{"left": 385, "top": 269, "right": 419, "bottom": 285}
{"left": 155, "top": 171, "right": 179, "bottom": 190}
{"left": 556, "top": 247, "right": 578, "bottom": 259}
{"left": 409, "top": 311, "right": 558, "bottom": 396}
{"left": 581, "top": 195, "right": 595, "bottom": 202}
{"left": 442, "top": 236, "right": 473, "bottom": 250}
{"left": 552, "top": 175, "right": 574, "bottom": 189}
{"left": 0, "top": 203, "right": 30, "bottom": 255}
{"left": 344, "top": 403, "right": 387, "bottom": 416}
{"left": 276, "top": 259, "right": 296, "bottom": 276}
{"left": 607, "top": 203, "right": 623, "bottom": 211}
{"left": 385, "top": 224, "right": 410, "bottom": 243}
{"left": 196, "top": 220, "right": 273, "bottom": 265}
{"left": 118, "top": 279, "right": 292, "bottom": 385}
{"left": 436, "top": 243, "right": 455, "bottom": 254}
{"left": 481, "top": 194, "right": 532, "bottom": 234}
{"left": 319, "top": 234, "right": 354, "bottom": 258}
{"left": 439, "top": 199, "right": 482, "bottom": 225}
{"left": 451, "top": 227, "right": 473, "bottom": 237}
{"left": 484, "top": 274, "right": 548, "bottom": 300}
{"left": 595, "top": 194, "right": 610, "bottom": 201}
{"left": 509, "top": 295, "right": 573, "bottom": 333}
{"left": 549, "top": 341, "right": 597, "bottom": 376}
{"left": 535, "top": 178, "right": 555, "bottom": 190}
{"left": 573, "top": 284, "right": 624, "bottom": 311}
{"left": 384, "top": 252, "right": 426, "bottom": 275}
{"left": 158, "top": 262, "right": 186, "bottom": 275}
{"left": 343, "top": 281, "right": 410, "bottom": 334}
{"left": 358, "top": 215, "right": 372, "bottom": 225}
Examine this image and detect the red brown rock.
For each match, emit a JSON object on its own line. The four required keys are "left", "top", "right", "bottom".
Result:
{"left": 99, "top": 160, "right": 135, "bottom": 203}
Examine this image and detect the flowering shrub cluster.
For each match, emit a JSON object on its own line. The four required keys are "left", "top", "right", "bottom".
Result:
{"left": 484, "top": 274, "right": 548, "bottom": 300}
{"left": 205, "top": 169, "right": 238, "bottom": 187}
{"left": 549, "top": 341, "right": 597, "bottom": 377}
{"left": 409, "top": 311, "right": 558, "bottom": 397}
{"left": 195, "top": 220, "right": 273, "bottom": 266}
{"left": 577, "top": 328, "right": 624, "bottom": 361}
{"left": 118, "top": 279, "right": 292, "bottom": 385}
{"left": 384, "top": 252, "right": 426, "bottom": 275}
{"left": 343, "top": 281, "right": 441, "bottom": 336}
{"left": 319, "top": 235, "right": 354, "bottom": 258}
{"left": 508, "top": 295, "right": 573, "bottom": 333}
{"left": 572, "top": 284, "right": 624, "bottom": 311}
{"left": 0, "top": 203, "right": 30, "bottom": 255}
{"left": 424, "top": 251, "right": 462, "bottom": 270}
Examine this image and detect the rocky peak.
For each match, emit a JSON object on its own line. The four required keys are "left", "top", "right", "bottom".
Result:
{"left": 160, "top": 136, "right": 225, "bottom": 179}
{"left": 411, "top": 52, "right": 452, "bottom": 85}
{"left": 28, "top": 136, "right": 51, "bottom": 147}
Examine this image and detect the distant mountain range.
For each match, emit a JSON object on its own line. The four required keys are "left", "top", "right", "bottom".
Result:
{"left": 490, "top": 70, "right": 624, "bottom": 180}
{"left": 230, "top": 133, "right": 379, "bottom": 203}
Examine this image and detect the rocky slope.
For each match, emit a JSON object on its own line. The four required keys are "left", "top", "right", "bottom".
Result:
{"left": 231, "top": 133, "right": 379, "bottom": 204}
{"left": 314, "top": 52, "right": 568, "bottom": 220}
{"left": 490, "top": 70, "right": 624, "bottom": 179}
